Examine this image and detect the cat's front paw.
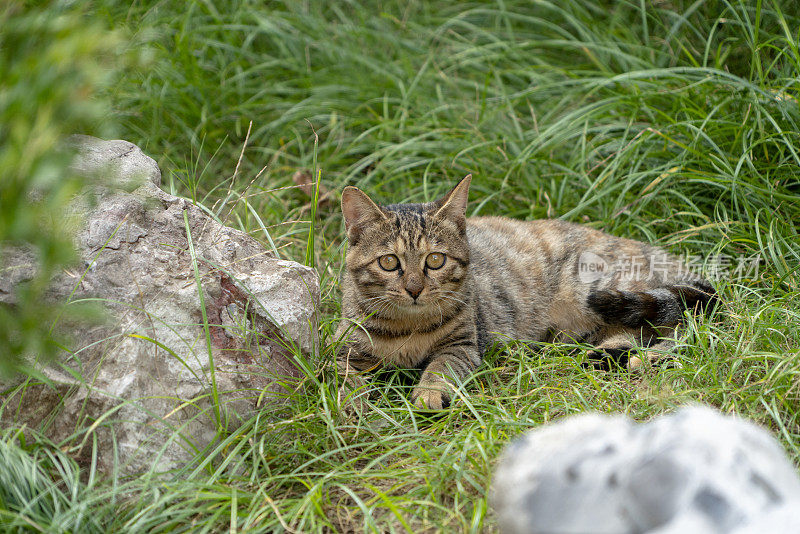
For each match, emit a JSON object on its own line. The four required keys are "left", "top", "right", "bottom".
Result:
{"left": 339, "top": 384, "right": 370, "bottom": 415}
{"left": 412, "top": 382, "right": 453, "bottom": 410}
{"left": 337, "top": 372, "right": 371, "bottom": 415}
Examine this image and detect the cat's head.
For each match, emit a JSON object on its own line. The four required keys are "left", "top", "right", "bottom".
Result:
{"left": 341, "top": 175, "right": 472, "bottom": 318}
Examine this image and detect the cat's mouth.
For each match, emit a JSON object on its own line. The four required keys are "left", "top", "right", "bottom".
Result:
{"left": 394, "top": 298, "right": 430, "bottom": 312}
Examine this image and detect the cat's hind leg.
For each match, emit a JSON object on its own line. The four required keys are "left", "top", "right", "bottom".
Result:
{"left": 633, "top": 326, "right": 681, "bottom": 367}
{"left": 586, "top": 326, "right": 683, "bottom": 370}
{"left": 584, "top": 277, "right": 715, "bottom": 369}
{"left": 585, "top": 329, "right": 641, "bottom": 370}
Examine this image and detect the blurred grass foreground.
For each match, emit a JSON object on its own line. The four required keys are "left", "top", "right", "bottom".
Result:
{"left": 1, "top": 1, "right": 800, "bottom": 531}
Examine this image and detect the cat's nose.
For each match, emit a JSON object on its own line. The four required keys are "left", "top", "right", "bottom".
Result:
{"left": 405, "top": 284, "right": 423, "bottom": 300}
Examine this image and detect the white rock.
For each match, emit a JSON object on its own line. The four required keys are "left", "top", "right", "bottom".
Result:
{"left": 1, "top": 137, "right": 319, "bottom": 474}
{"left": 492, "top": 406, "right": 800, "bottom": 534}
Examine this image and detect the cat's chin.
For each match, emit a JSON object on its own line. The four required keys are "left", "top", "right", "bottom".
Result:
{"left": 394, "top": 302, "right": 427, "bottom": 312}
{"left": 391, "top": 301, "right": 441, "bottom": 318}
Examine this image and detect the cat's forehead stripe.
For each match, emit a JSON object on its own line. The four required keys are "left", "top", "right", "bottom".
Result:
{"left": 383, "top": 202, "right": 427, "bottom": 215}
{"left": 380, "top": 203, "right": 432, "bottom": 249}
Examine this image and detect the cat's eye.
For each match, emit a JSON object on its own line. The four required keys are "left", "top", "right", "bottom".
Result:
{"left": 426, "top": 252, "right": 446, "bottom": 270}
{"left": 378, "top": 254, "right": 400, "bottom": 271}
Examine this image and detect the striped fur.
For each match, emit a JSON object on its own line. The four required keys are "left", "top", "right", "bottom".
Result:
{"left": 336, "top": 175, "right": 715, "bottom": 409}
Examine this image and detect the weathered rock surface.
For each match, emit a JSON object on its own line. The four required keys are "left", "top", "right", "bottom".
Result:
{"left": 0, "top": 136, "right": 319, "bottom": 474}
{"left": 68, "top": 134, "right": 163, "bottom": 189}
{"left": 492, "top": 406, "right": 800, "bottom": 534}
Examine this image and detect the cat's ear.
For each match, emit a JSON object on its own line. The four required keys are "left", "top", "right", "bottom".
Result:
{"left": 341, "top": 186, "right": 387, "bottom": 237}
{"left": 433, "top": 174, "right": 471, "bottom": 222}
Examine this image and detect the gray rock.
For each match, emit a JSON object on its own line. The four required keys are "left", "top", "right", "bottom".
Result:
{"left": 68, "top": 134, "right": 162, "bottom": 189}
{"left": 492, "top": 406, "right": 800, "bottom": 534}
{"left": 1, "top": 137, "right": 319, "bottom": 474}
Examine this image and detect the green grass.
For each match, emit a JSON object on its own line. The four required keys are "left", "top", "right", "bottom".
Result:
{"left": 3, "top": 0, "right": 800, "bottom": 531}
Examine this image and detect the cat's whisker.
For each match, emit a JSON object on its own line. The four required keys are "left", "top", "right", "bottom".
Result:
{"left": 374, "top": 298, "right": 398, "bottom": 319}
{"left": 436, "top": 301, "right": 445, "bottom": 325}
{"left": 438, "top": 292, "right": 467, "bottom": 305}
{"left": 437, "top": 293, "right": 468, "bottom": 309}
{"left": 360, "top": 295, "right": 397, "bottom": 318}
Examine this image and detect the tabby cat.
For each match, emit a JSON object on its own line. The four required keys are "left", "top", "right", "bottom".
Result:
{"left": 336, "top": 175, "right": 715, "bottom": 409}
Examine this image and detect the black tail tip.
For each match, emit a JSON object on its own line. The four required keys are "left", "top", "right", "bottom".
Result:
{"left": 587, "top": 289, "right": 658, "bottom": 327}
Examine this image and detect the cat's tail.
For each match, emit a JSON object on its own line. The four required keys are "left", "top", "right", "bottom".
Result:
{"left": 586, "top": 280, "right": 717, "bottom": 329}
